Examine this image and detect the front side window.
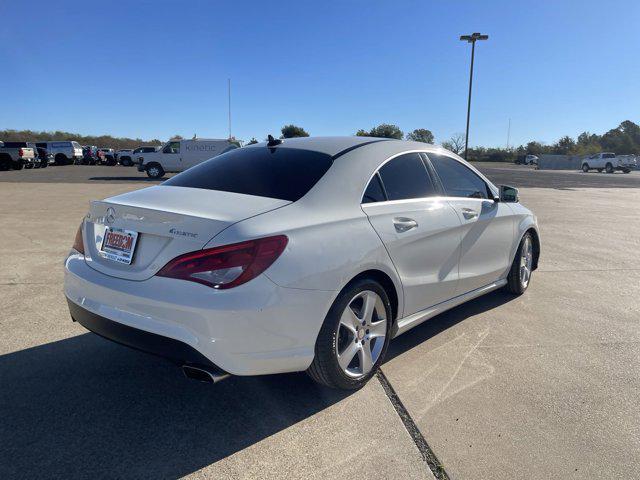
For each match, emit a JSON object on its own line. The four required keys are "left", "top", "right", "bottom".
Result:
{"left": 377, "top": 153, "right": 436, "bottom": 201}
{"left": 429, "top": 154, "right": 489, "bottom": 199}
{"left": 602, "top": 153, "right": 615, "bottom": 159}
{"left": 163, "top": 141, "right": 180, "bottom": 154}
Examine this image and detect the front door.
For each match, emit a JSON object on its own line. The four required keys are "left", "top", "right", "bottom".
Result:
{"left": 161, "top": 141, "right": 181, "bottom": 171}
{"left": 427, "top": 153, "right": 515, "bottom": 294}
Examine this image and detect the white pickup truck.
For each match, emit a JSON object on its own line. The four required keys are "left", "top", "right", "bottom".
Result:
{"left": 581, "top": 153, "right": 636, "bottom": 174}
{"left": 0, "top": 142, "right": 36, "bottom": 170}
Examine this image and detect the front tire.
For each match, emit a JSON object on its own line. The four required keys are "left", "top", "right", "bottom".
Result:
{"left": 307, "top": 279, "right": 392, "bottom": 390}
{"left": 582, "top": 163, "right": 589, "bottom": 172}
{"left": 146, "top": 163, "right": 165, "bottom": 179}
{"left": 506, "top": 232, "right": 534, "bottom": 295}
{"left": 605, "top": 163, "right": 614, "bottom": 174}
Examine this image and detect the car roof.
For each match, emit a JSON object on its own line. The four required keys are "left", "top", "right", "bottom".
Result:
{"left": 245, "top": 136, "right": 395, "bottom": 157}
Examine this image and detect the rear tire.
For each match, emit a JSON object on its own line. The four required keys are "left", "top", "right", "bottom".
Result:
{"left": 13, "top": 161, "right": 24, "bottom": 170}
{"left": 582, "top": 163, "right": 589, "bottom": 172}
{"left": 605, "top": 163, "right": 614, "bottom": 174}
{"left": 307, "top": 278, "right": 392, "bottom": 390}
{"left": 506, "top": 232, "right": 534, "bottom": 295}
{"left": 146, "top": 163, "right": 165, "bottom": 179}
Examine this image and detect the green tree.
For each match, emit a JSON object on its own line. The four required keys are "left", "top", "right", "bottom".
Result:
{"left": 368, "top": 124, "right": 404, "bottom": 139}
{"left": 553, "top": 136, "right": 576, "bottom": 154}
{"left": 280, "top": 124, "right": 309, "bottom": 138}
{"left": 406, "top": 128, "right": 434, "bottom": 144}
{"left": 355, "top": 129, "right": 369, "bottom": 137}
{"left": 247, "top": 137, "right": 258, "bottom": 145}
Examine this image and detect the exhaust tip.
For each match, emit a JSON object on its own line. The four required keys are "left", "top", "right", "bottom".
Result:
{"left": 182, "top": 365, "right": 230, "bottom": 384}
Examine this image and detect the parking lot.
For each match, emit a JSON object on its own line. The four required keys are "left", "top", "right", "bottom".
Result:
{"left": 1, "top": 163, "right": 639, "bottom": 479}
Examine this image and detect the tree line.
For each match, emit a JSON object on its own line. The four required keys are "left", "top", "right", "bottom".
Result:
{"left": 3, "top": 120, "right": 639, "bottom": 161}
{"left": 0, "top": 129, "right": 163, "bottom": 150}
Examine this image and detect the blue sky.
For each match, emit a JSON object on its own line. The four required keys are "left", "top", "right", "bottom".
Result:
{"left": 1, "top": 0, "right": 639, "bottom": 147}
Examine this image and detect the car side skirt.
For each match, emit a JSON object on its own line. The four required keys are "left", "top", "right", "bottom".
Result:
{"left": 392, "top": 279, "right": 508, "bottom": 337}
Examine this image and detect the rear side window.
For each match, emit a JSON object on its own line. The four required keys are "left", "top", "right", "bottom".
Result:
{"left": 2, "top": 142, "right": 27, "bottom": 148}
{"left": 362, "top": 174, "right": 386, "bottom": 203}
{"left": 602, "top": 153, "right": 615, "bottom": 159}
{"left": 163, "top": 147, "right": 333, "bottom": 202}
{"left": 429, "top": 154, "right": 489, "bottom": 199}
{"left": 377, "top": 153, "right": 436, "bottom": 201}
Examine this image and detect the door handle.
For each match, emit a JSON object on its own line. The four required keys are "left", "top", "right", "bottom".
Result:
{"left": 393, "top": 217, "right": 418, "bottom": 233}
{"left": 461, "top": 208, "right": 478, "bottom": 220}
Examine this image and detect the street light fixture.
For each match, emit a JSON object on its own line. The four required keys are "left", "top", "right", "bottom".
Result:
{"left": 460, "top": 32, "right": 489, "bottom": 160}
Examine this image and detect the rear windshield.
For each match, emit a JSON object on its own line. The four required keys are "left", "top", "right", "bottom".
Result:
{"left": 3, "top": 142, "right": 27, "bottom": 148}
{"left": 164, "top": 146, "right": 333, "bottom": 201}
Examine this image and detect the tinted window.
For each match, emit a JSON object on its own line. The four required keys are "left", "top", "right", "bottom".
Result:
{"left": 429, "top": 154, "right": 489, "bottom": 199}
{"left": 362, "top": 174, "right": 386, "bottom": 203}
{"left": 164, "top": 147, "right": 333, "bottom": 202}
{"left": 378, "top": 153, "right": 436, "bottom": 201}
{"left": 3, "top": 142, "right": 27, "bottom": 148}
{"left": 602, "top": 153, "right": 615, "bottom": 159}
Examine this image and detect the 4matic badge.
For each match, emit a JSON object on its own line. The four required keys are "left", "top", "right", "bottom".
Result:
{"left": 169, "top": 228, "right": 198, "bottom": 238}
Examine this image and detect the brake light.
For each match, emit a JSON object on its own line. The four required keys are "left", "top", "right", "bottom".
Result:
{"left": 18, "top": 148, "right": 23, "bottom": 157}
{"left": 72, "top": 221, "right": 85, "bottom": 254}
{"left": 157, "top": 235, "right": 288, "bottom": 289}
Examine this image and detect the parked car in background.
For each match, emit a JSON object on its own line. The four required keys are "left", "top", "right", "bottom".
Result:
{"left": 36, "top": 146, "right": 53, "bottom": 168}
{"left": 36, "top": 141, "right": 83, "bottom": 165}
{"left": 524, "top": 155, "right": 538, "bottom": 165}
{"left": 581, "top": 152, "right": 635, "bottom": 173}
{"left": 0, "top": 141, "right": 36, "bottom": 170}
{"left": 115, "top": 149, "right": 134, "bottom": 166}
{"left": 137, "top": 138, "right": 238, "bottom": 178}
{"left": 81, "top": 146, "right": 100, "bottom": 165}
{"left": 27, "top": 142, "right": 51, "bottom": 168}
{"left": 98, "top": 148, "right": 116, "bottom": 166}
{"left": 133, "top": 145, "right": 159, "bottom": 159}
{"left": 65, "top": 137, "right": 540, "bottom": 389}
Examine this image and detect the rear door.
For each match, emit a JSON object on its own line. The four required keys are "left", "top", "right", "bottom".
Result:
{"left": 427, "top": 153, "right": 515, "bottom": 294}
{"left": 362, "top": 153, "right": 462, "bottom": 316}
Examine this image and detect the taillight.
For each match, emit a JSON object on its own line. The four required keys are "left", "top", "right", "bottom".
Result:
{"left": 157, "top": 235, "right": 288, "bottom": 289}
{"left": 72, "top": 221, "right": 85, "bottom": 254}
{"left": 18, "top": 148, "right": 23, "bottom": 157}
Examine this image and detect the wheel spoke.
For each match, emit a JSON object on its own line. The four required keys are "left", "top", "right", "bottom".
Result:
{"left": 369, "top": 319, "right": 386, "bottom": 338}
{"left": 360, "top": 291, "right": 376, "bottom": 324}
{"left": 358, "top": 342, "right": 373, "bottom": 374}
{"left": 338, "top": 342, "right": 359, "bottom": 371}
{"left": 339, "top": 307, "right": 359, "bottom": 334}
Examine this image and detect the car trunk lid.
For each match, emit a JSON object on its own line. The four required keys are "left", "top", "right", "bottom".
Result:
{"left": 84, "top": 185, "right": 290, "bottom": 281}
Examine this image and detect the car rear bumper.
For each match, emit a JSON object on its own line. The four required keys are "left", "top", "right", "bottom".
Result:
{"left": 64, "top": 252, "right": 335, "bottom": 376}
{"left": 67, "top": 298, "right": 223, "bottom": 370}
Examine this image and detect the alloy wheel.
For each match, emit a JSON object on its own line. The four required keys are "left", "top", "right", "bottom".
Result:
{"left": 520, "top": 236, "right": 533, "bottom": 288}
{"left": 335, "top": 290, "right": 387, "bottom": 378}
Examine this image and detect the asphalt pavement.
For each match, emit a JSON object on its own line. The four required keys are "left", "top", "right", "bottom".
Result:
{"left": 1, "top": 163, "right": 638, "bottom": 479}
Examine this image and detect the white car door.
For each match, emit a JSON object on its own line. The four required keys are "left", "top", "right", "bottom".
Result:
{"left": 362, "top": 153, "right": 462, "bottom": 316}
{"left": 427, "top": 153, "right": 515, "bottom": 294}
{"left": 160, "top": 141, "right": 181, "bottom": 171}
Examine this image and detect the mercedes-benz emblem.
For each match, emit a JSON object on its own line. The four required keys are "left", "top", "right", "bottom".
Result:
{"left": 105, "top": 207, "right": 116, "bottom": 224}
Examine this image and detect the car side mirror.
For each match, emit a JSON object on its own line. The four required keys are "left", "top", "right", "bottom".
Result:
{"left": 499, "top": 185, "right": 519, "bottom": 203}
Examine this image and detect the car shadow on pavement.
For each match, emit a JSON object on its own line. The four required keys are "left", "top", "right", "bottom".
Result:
{"left": 385, "top": 289, "right": 514, "bottom": 362}
{"left": 0, "top": 334, "right": 350, "bottom": 478}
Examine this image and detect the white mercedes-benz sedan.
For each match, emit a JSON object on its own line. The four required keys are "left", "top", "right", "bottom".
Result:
{"left": 64, "top": 136, "right": 540, "bottom": 389}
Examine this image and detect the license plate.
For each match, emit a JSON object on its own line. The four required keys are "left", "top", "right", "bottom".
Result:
{"left": 100, "top": 227, "right": 138, "bottom": 265}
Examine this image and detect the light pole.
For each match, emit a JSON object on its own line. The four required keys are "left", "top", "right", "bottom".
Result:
{"left": 460, "top": 32, "right": 488, "bottom": 160}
